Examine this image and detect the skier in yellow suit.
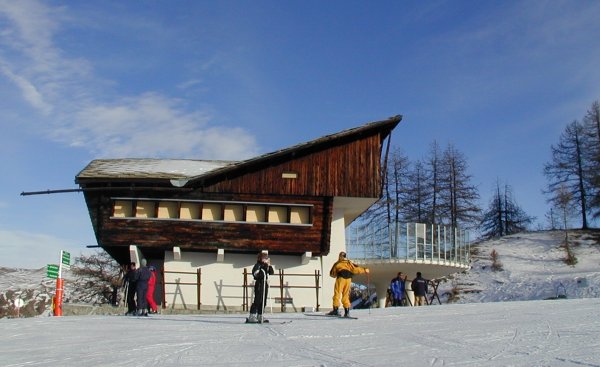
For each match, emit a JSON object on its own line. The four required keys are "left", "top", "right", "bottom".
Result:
{"left": 328, "top": 251, "right": 369, "bottom": 317}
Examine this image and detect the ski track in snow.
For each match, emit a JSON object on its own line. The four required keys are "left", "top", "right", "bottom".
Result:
{"left": 1, "top": 231, "right": 600, "bottom": 366}
{"left": 4, "top": 300, "right": 599, "bottom": 366}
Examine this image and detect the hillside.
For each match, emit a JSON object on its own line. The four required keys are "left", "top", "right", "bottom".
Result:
{"left": 436, "top": 230, "right": 600, "bottom": 303}
{"left": 1, "top": 230, "right": 599, "bottom": 318}
{"left": 0, "top": 266, "right": 108, "bottom": 318}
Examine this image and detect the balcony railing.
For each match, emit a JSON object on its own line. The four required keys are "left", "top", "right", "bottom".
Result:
{"left": 346, "top": 222, "right": 470, "bottom": 265}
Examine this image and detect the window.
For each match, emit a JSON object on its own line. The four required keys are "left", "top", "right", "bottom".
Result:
{"left": 202, "top": 203, "right": 222, "bottom": 221}
{"left": 224, "top": 204, "right": 243, "bottom": 221}
{"left": 180, "top": 202, "right": 200, "bottom": 219}
{"left": 290, "top": 206, "right": 310, "bottom": 224}
{"left": 158, "top": 201, "right": 178, "bottom": 218}
{"left": 268, "top": 206, "right": 288, "bottom": 223}
{"left": 113, "top": 200, "right": 132, "bottom": 217}
{"left": 111, "top": 198, "right": 312, "bottom": 226}
{"left": 135, "top": 201, "right": 155, "bottom": 218}
{"left": 246, "top": 205, "right": 266, "bottom": 222}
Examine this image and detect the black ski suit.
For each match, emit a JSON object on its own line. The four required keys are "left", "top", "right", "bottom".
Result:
{"left": 136, "top": 266, "right": 152, "bottom": 314}
{"left": 125, "top": 268, "right": 138, "bottom": 314}
{"left": 249, "top": 261, "right": 274, "bottom": 316}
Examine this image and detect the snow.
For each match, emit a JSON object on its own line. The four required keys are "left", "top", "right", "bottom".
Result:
{"left": 435, "top": 231, "right": 600, "bottom": 303}
{"left": 77, "top": 159, "right": 234, "bottom": 180}
{"left": 1, "top": 230, "right": 600, "bottom": 366}
{"left": 1, "top": 299, "right": 599, "bottom": 366}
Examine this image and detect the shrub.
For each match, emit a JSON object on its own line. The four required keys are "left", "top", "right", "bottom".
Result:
{"left": 444, "top": 280, "right": 461, "bottom": 303}
{"left": 490, "top": 249, "right": 503, "bottom": 271}
{"left": 561, "top": 242, "right": 578, "bottom": 266}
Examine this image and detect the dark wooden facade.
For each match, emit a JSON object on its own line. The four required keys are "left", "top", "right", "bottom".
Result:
{"left": 76, "top": 116, "right": 401, "bottom": 264}
{"left": 198, "top": 129, "right": 385, "bottom": 197}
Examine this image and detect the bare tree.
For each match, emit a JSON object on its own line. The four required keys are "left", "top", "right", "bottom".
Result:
{"left": 583, "top": 101, "right": 600, "bottom": 219}
{"left": 583, "top": 101, "right": 600, "bottom": 141}
{"left": 71, "top": 250, "right": 125, "bottom": 305}
{"left": 387, "top": 148, "right": 411, "bottom": 256}
{"left": 359, "top": 148, "right": 410, "bottom": 257}
{"left": 503, "top": 185, "right": 535, "bottom": 235}
{"left": 439, "top": 144, "right": 481, "bottom": 229}
{"left": 544, "top": 120, "right": 590, "bottom": 229}
{"left": 480, "top": 181, "right": 504, "bottom": 239}
{"left": 545, "top": 207, "right": 559, "bottom": 230}
{"left": 425, "top": 141, "right": 443, "bottom": 224}
{"left": 404, "top": 160, "right": 431, "bottom": 223}
{"left": 555, "top": 185, "right": 578, "bottom": 265}
{"left": 480, "top": 180, "right": 534, "bottom": 239}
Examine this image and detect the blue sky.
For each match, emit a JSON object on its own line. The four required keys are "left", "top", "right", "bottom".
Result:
{"left": 1, "top": 0, "right": 599, "bottom": 268}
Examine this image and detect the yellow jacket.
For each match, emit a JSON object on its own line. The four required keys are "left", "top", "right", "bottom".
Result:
{"left": 329, "top": 259, "right": 367, "bottom": 279}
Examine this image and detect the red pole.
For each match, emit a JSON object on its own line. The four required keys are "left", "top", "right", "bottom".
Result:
{"left": 54, "top": 278, "right": 64, "bottom": 316}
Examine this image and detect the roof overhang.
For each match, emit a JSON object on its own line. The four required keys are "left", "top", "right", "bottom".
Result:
{"left": 334, "top": 196, "right": 379, "bottom": 225}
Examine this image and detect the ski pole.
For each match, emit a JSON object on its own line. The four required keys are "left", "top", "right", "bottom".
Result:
{"left": 367, "top": 271, "right": 371, "bottom": 315}
{"left": 261, "top": 268, "right": 267, "bottom": 323}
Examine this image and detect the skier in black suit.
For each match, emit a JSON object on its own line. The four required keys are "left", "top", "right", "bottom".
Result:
{"left": 247, "top": 252, "right": 274, "bottom": 323}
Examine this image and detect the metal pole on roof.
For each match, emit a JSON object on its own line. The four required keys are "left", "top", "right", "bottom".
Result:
{"left": 21, "top": 188, "right": 83, "bottom": 196}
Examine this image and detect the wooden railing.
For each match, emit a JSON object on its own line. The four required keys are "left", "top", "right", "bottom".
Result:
{"left": 161, "top": 267, "right": 202, "bottom": 310}
{"left": 242, "top": 268, "right": 321, "bottom": 312}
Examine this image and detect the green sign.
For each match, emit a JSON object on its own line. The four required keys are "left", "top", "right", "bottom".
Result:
{"left": 47, "top": 264, "right": 59, "bottom": 279}
{"left": 61, "top": 251, "right": 70, "bottom": 266}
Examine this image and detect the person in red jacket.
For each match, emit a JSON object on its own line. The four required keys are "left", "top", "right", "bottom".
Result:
{"left": 146, "top": 266, "right": 158, "bottom": 314}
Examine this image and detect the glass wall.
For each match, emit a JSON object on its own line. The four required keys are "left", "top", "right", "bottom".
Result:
{"left": 346, "top": 222, "right": 470, "bottom": 265}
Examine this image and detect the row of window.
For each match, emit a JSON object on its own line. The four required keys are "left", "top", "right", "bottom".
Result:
{"left": 111, "top": 198, "right": 313, "bottom": 225}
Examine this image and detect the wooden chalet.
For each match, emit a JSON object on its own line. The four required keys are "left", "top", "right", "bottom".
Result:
{"left": 75, "top": 115, "right": 401, "bottom": 311}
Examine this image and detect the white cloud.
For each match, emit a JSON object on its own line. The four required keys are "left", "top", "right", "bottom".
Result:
{"left": 0, "top": 229, "right": 84, "bottom": 269}
{"left": 0, "top": 63, "right": 52, "bottom": 114}
{"left": 0, "top": 0, "right": 260, "bottom": 161}
{"left": 0, "top": 0, "right": 90, "bottom": 113}
{"left": 69, "top": 93, "right": 259, "bottom": 160}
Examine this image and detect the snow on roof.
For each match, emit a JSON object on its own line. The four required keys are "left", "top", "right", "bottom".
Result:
{"left": 76, "top": 158, "right": 237, "bottom": 180}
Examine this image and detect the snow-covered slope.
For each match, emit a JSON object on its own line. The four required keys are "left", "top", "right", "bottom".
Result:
{"left": 1, "top": 298, "right": 599, "bottom": 366}
{"left": 0, "top": 266, "right": 106, "bottom": 318}
{"left": 1, "top": 230, "right": 599, "bottom": 366}
{"left": 436, "top": 230, "right": 600, "bottom": 303}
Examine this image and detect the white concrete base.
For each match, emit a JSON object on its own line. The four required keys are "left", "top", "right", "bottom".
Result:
{"left": 352, "top": 259, "right": 469, "bottom": 307}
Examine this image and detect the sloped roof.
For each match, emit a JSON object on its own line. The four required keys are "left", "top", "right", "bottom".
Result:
{"left": 76, "top": 115, "right": 402, "bottom": 186}
{"left": 76, "top": 159, "right": 235, "bottom": 181}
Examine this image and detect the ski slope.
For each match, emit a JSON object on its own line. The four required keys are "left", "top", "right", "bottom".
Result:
{"left": 1, "top": 230, "right": 599, "bottom": 366}
{"left": 1, "top": 298, "right": 599, "bottom": 366}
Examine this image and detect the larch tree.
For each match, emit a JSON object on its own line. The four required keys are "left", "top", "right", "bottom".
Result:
{"left": 424, "top": 140, "right": 443, "bottom": 225}
{"left": 403, "top": 159, "right": 431, "bottom": 223}
{"left": 544, "top": 120, "right": 590, "bottom": 229}
{"left": 439, "top": 144, "right": 481, "bottom": 230}
{"left": 480, "top": 180, "right": 534, "bottom": 239}
{"left": 386, "top": 148, "right": 411, "bottom": 256}
{"left": 583, "top": 101, "right": 600, "bottom": 219}
{"left": 359, "top": 148, "right": 410, "bottom": 257}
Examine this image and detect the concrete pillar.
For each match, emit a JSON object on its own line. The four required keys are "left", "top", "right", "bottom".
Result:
{"left": 375, "top": 282, "right": 388, "bottom": 308}
{"left": 129, "top": 245, "right": 141, "bottom": 265}
{"left": 406, "top": 280, "right": 415, "bottom": 306}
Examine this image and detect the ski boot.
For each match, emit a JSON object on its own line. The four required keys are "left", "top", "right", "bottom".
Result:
{"left": 327, "top": 307, "right": 339, "bottom": 316}
{"left": 258, "top": 314, "right": 269, "bottom": 323}
{"left": 246, "top": 314, "right": 259, "bottom": 323}
{"left": 344, "top": 308, "right": 350, "bottom": 318}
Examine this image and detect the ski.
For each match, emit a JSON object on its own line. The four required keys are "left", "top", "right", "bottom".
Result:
{"left": 245, "top": 318, "right": 292, "bottom": 325}
{"left": 303, "top": 313, "right": 358, "bottom": 320}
